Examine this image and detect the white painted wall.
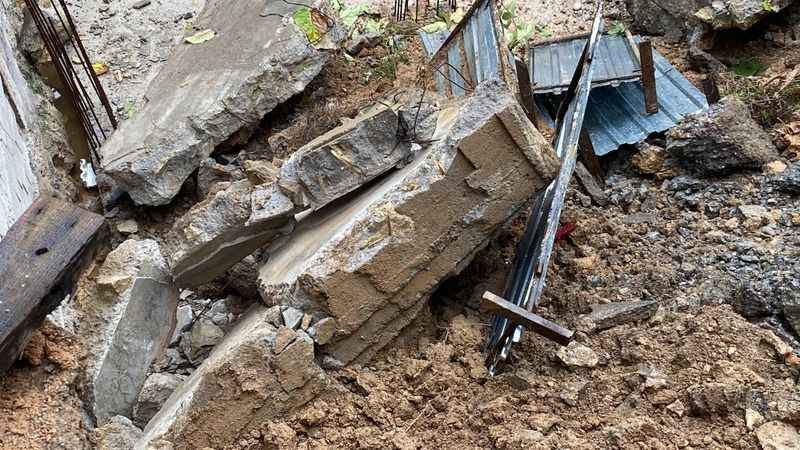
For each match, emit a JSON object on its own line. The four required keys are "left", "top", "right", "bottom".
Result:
{"left": 0, "top": 2, "right": 38, "bottom": 239}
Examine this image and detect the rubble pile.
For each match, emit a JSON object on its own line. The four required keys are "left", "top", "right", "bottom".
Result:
{"left": 1, "top": 0, "right": 800, "bottom": 449}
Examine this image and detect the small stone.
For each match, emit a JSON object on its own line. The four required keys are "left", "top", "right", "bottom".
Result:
{"left": 766, "top": 160, "right": 787, "bottom": 173}
{"left": 273, "top": 326, "right": 296, "bottom": 354}
{"left": 755, "top": 421, "right": 800, "bottom": 450}
{"left": 559, "top": 381, "right": 587, "bottom": 406}
{"left": 264, "top": 306, "right": 283, "bottom": 327}
{"left": 301, "top": 313, "right": 313, "bottom": 330}
{"left": 746, "top": 408, "right": 765, "bottom": 431}
{"left": 666, "top": 399, "right": 685, "bottom": 417}
{"left": 308, "top": 317, "right": 337, "bottom": 345}
{"left": 133, "top": 373, "right": 183, "bottom": 427}
{"left": 95, "top": 416, "right": 142, "bottom": 450}
{"left": 738, "top": 204, "right": 770, "bottom": 222}
{"left": 116, "top": 219, "right": 139, "bottom": 235}
{"left": 555, "top": 342, "right": 599, "bottom": 368}
{"left": 132, "top": 0, "right": 151, "bottom": 9}
{"left": 572, "top": 255, "right": 599, "bottom": 271}
{"left": 639, "top": 366, "right": 669, "bottom": 391}
{"left": 170, "top": 305, "right": 193, "bottom": 346}
{"left": 586, "top": 301, "right": 659, "bottom": 330}
{"left": 282, "top": 307, "right": 303, "bottom": 330}
{"left": 190, "top": 319, "right": 224, "bottom": 356}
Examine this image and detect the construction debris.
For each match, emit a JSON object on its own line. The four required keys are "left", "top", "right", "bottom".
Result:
{"left": 0, "top": 197, "right": 106, "bottom": 375}
{"left": 259, "top": 80, "right": 559, "bottom": 366}
{"left": 667, "top": 96, "right": 780, "bottom": 176}
{"left": 100, "top": 0, "right": 343, "bottom": 205}
{"left": 137, "top": 306, "right": 329, "bottom": 449}
{"left": 88, "top": 239, "right": 178, "bottom": 424}
{"left": 586, "top": 300, "right": 659, "bottom": 330}
{"left": 132, "top": 373, "right": 184, "bottom": 427}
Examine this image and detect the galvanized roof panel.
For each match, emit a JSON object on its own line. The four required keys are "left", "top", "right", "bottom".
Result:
{"left": 421, "top": 0, "right": 517, "bottom": 98}
{"left": 535, "top": 41, "right": 708, "bottom": 156}
{"left": 530, "top": 34, "right": 641, "bottom": 94}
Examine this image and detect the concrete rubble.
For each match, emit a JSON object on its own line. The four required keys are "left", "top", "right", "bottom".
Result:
{"left": 667, "top": 96, "right": 779, "bottom": 176}
{"left": 137, "top": 306, "right": 329, "bottom": 449}
{"left": 95, "top": 416, "right": 143, "bottom": 450}
{"left": 167, "top": 105, "right": 412, "bottom": 288}
{"left": 258, "top": 80, "right": 560, "bottom": 366}
{"left": 133, "top": 373, "right": 184, "bottom": 427}
{"left": 100, "top": 0, "right": 343, "bottom": 206}
{"left": 88, "top": 239, "right": 179, "bottom": 424}
{"left": 586, "top": 301, "right": 659, "bottom": 330}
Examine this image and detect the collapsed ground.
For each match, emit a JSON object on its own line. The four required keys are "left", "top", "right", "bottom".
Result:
{"left": 1, "top": 0, "right": 800, "bottom": 449}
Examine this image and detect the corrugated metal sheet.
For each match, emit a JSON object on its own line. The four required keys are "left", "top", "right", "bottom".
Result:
{"left": 530, "top": 34, "right": 641, "bottom": 94}
{"left": 420, "top": 29, "right": 448, "bottom": 56}
{"left": 422, "top": 0, "right": 517, "bottom": 98}
{"left": 535, "top": 38, "right": 708, "bottom": 156}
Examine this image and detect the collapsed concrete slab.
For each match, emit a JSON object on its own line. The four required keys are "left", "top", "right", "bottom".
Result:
{"left": 88, "top": 239, "right": 178, "bottom": 424}
{"left": 136, "top": 306, "right": 329, "bottom": 449}
{"left": 279, "top": 105, "right": 412, "bottom": 210}
{"left": 166, "top": 180, "right": 296, "bottom": 287}
{"left": 100, "top": 0, "right": 342, "bottom": 205}
{"left": 258, "top": 80, "right": 560, "bottom": 366}
{"left": 168, "top": 105, "right": 413, "bottom": 288}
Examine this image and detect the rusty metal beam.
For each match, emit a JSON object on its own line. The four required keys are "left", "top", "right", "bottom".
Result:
{"left": 639, "top": 40, "right": 659, "bottom": 114}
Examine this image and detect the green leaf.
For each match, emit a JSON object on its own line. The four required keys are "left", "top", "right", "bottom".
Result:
{"left": 732, "top": 58, "right": 764, "bottom": 77}
{"left": 608, "top": 22, "right": 626, "bottom": 36}
{"left": 339, "top": 3, "right": 369, "bottom": 28}
{"left": 421, "top": 21, "right": 448, "bottom": 33}
{"left": 450, "top": 7, "right": 465, "bottom": 26}
{"left": 293, "top": 8, "right": 322, "bottom": 43}
{"left": 365, "top": 17, "right": 387, "bottom": 35}
{"left": 185, "top": 29, "right": 216, "bottom": 44}
{"left": 329, "top": 0, "right": 342, "bottom": 11}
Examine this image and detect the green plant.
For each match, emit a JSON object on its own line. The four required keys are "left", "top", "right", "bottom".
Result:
{"left": 732, "top": 58, "right": 765, "bottom": 77}
{"left": 719, "top": 73, "right": 800, "bottom": 128}
{"left": 421, "top": 7, "right": 465, "bottom": 33}
{"left": 762, "top": 0, "right": 776, "bottom": 12}
{"left": 609, "top": 22, "right": 626, "bottom": 36}
{"left": 500, "top": 0, "right": 538, "bottom": 49}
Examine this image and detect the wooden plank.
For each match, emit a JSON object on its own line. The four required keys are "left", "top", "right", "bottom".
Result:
{"left": 0, "top": 196, "right": 106, "bottom": 374}
{"left": 575, "top": 162, "right": 609, "bottom": 206}
{"left": 639, "top": 40, "right": 659, "bottom": 115}
{"left": 578, "top": 129, "right": 604, "bottom": 181}
{"left": 482, "top": 291, "right": 574, "bottom": 346}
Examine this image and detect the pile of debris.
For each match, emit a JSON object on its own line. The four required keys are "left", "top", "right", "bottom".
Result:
{"left": 1, "top": 0, "right": 799, "bottom": 449}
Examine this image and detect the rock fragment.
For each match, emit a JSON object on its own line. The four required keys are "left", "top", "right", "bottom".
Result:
{"left": 137, "top": 306, "right": 329, "bottom": 449}
{"left": 95, "top": 416, "right": 143, "bottom": 450}
{"left": 308, "top": 317, "right": 337, "bottom": 345}
{"left": 555, "top": 342, "right": 599, "bottom": 368}
{"left": 100, "top": 0, "right": 342, "bottom": 205}
{"left": 282, "top": 307, "right": 304, "bottom": 330}
{"left": 258, "top": 80, "right": 559, "bottom": 366}
{"left": 756, "top": 421, "right": 800, "bottom": 450}
{"left": 586, "top": 301, "right": 659, "bottom": 331}
{"left": 88, "top": 239, "right": 178, "bottom": 424}
{"left": 277, "top": 104, "right": 412, "bottom": 211}
{"left": 166, "top": 180, "right": 295, "bottom": 287}
{"left": 133, "top": 373, "right": 184, "bottom": 427}
{"left": 667, "top": 96, "right": 779, "bottom": 176}
{"left": 771, "top": 162, "right": 800, "bottom": 195}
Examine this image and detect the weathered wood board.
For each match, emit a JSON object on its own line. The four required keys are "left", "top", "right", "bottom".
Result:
{"left": 0, "top": 196, "right": 106, "bottom": 374}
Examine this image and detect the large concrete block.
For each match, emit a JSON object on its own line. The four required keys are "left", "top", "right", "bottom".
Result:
{"left": 166, "top": 180, "right": 296, "bottom": 287}
{"left": 100, "top": 0, "right": 342, "bottom": 205}
{"left": 258, "top": 80, "right": 559, "bottom": 365}
{"left": 136, "top": 306, "right": 329, "bottom": 449}
{"left": 278, "top": 105, "right": 412, "bottom": 210}
{"left": 88, "top": 239, "right": 178, "bottom": 424}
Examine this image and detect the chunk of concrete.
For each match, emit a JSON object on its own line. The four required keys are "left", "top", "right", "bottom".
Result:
{"left": 667, "top": 96, "right": 779, "bottom": 176}
{"left": 136, "top": 306, "right": 329, "bottom": 449}
{"left": 100, "top": 0, "right": 342, "bottom": 205}
{"left": 258, "top": 80, "right": 559, "bottom": 366}
{"left": 586, "top": 301, "right": 659, "bottom": 331}
{"left": 166, "top": 180, "right": 296, "bottom": 287}
{"left": 278, "top": 105, "right": 412, "bottom": 210}
{"left": 556, "top": 342, "right": 599, "bottom": 368}
{"left": 89, "top": 239, "right": 178, "bottom": 424}
{"left": 133, "top": 373, "right": 184, "bottom": 428}
{"left": 96, "top": 415, "right": 143, "bottom": 450}
{"left": 756, "top": 421, "right": 800, "bottom": 450}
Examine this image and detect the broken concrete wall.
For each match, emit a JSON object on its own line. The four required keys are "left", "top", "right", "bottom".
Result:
{"left": 0, "top": 3, "right": 38, "bottom": 238}
{"left": 87, "top": 239, "right": 178, "bottom": 424}
{"left": 100, "top": 0, "right": 343, "bottom": 206}
{"left": 258, "top": 80, "right": 560, "bottom": 366}
{"left": 166, "top": 104, "right": 412, "bottom": 288}
{"left": 136, "top": 305, "right": 329, "bottom": 449}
